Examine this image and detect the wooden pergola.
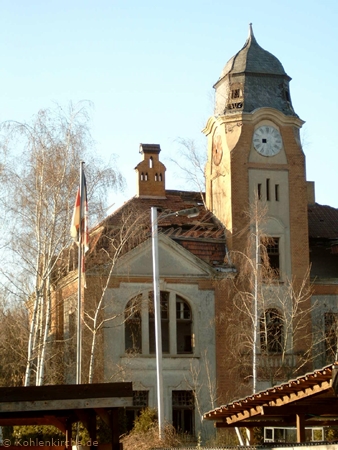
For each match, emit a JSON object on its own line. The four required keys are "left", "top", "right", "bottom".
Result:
{"left": 203, "top": 363, "right": 338, "bottom": 443}
{"left": 0, "top": 382, "right": 133, "bottom": 450}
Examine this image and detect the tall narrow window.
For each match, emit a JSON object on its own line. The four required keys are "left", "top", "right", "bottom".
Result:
{"left": 149, "top": 291, "right": 169, "bottom": 353}
{"left": 155, "top": 173, "right": 158, "bottom": 181}
{"left": 69, "top": 311, "right": 76, "bottom": 339}
{"left": 149, "top": 156, "right": 153, "bottom": 168}
{"left": 257, "top": 183, "right": 262, "bottom": 200}
{"left": 267, "top": 238, "right": 280, "bottom": 276}
{"left": 125, "top": 391, "right": 149, "bottom": 431}
{"left": 262, "top": 237, "right": 280, "bottom": 278}
{"left": 260, "top": 308, "right": 283, "bottom": 354}
{"left": 324, "top": 312, "right": 338, "bottom": 363}
{"left": 275, "top": 184, "right": 279, "bottom": 201}
{"left": 266, "top": 178, "right": 270, "bottom": 201}
{"left": 172, "top": 391, "right": 194, "bottom": 435}
{"left": 67, "top": 311, "right": 76, "bottom": 361}
{"left": 176, "top": 297, "right": 193, "bottom": 354}
{"left": 125, "top": 296, "right": 142, "bottom": 353}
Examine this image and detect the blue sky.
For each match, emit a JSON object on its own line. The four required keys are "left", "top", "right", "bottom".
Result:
{"left": 1, "top": 0, "right": 337, "bottom": 209}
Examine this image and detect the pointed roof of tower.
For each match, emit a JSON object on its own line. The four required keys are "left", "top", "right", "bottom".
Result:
{"left": 213, "top": 24, "right": 296, "bottom": 116}
{"left": 219, "top": 24, "right": 289, "bottom": 82}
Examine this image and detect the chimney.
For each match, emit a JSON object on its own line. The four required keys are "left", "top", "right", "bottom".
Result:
{"left": 135, "top": 144, "right": 166, "bottom": 198}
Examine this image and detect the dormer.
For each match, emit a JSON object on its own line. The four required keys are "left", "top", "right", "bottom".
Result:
{"left": 135, "top": 144, "right": 166, "bottom": 198}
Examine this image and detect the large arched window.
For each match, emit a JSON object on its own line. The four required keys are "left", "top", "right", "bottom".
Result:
{"left": 124, "top": 290, "right": 194, "bottom": 355}
{"left": 125, "top": 295, "right": 142, "bottom": 353}
{"left": 260, "top": 308, "right": 283, "bottom": 354}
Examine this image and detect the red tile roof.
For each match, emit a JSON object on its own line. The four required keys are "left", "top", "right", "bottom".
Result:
{"left": 90, "top": 190, "right": 228, "bottom": 268}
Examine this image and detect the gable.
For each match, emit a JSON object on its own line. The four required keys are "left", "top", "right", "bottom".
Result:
{"left": 113, "top": 234, "right": 215, "bottom": 278}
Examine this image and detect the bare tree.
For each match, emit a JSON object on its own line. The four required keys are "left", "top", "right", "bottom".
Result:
{"left": 83, "top": 207, "right": 149, "bottom": 383}
{"left": 168, "top": 138, "right": 206, "bottom": 205}
{"left": 0, "top": 297, "right": 28, "bottom": 386}
{"left": 224, "top": 197, "right": 316, "bottom": 392}
{"left": 0, "top": 102, "right": 124, "bottom": 385}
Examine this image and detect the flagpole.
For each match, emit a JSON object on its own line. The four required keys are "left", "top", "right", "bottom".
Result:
{"left": 76, "top": 162, "right": 84, "bottom": 385}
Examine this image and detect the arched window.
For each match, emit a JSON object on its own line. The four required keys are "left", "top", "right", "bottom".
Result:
{"left": 176, "top": 297, "right": 193, "bottom": 354}
{"left": 155, "top": 173, "right": 158, "bottom": 181}
{"left": 149, "top": 157, "right": 153, "bottom": 168}
{"left": 125, "top": 296, "right": 142, "bottom": 353}
{"left": 260, "top": 308, "right": 283, "bottom": 354}
{"left": 124, "top": 291, "right": 194, "bottom": 356}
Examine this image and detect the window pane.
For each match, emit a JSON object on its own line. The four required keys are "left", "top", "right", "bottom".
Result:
{"left": 176, "top": 297, "right": 192, "bottom": 354}
{"left": 149, "top": 291, "right": 170, "bottom": 354}
{"left": 125, "top": 391, "right": 149, "bottom": 432}
{"left": 260, "top": 308, "right": 283, "bottom": 354}
{"left": 261, "top": 237, "right": 280, "bottom": 278}
{"left": 125, "top": 296, "right": 142, "bottom": 353}
{"left": 172, "top": 391, "right": 194, "bottom": 435}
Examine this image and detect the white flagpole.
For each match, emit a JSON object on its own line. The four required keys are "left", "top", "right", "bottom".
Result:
{"left": 76, "top": 162, "right": 84, "bottom": 385}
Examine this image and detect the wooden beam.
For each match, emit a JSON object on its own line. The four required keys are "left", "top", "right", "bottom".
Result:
{"left": 269, "top": 381, "right": 331, "bottom": 407}
{"left": 0, "top": 396, "right": 132, "bottom": 413}
{"left": 94, "top": 408, "right": 111, "bottom": 427}
{"left": 0, "top": 382, "right": 133, "bottom": 403}
{"left": 215, "top": 418, "right": 338, "bottom": 428}
{"left": 215, "top": 419, "right": 291, "bottom": 428}
{"left": 296, "top": 413, "right": 305, "bottom": 443}
{"left": 262, "top": 403, "right": 338, "bottom": 416}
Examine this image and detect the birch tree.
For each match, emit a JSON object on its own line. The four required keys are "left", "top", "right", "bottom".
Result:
{"left": 224, "top": 197, "right": 315, "bottom": 392}
{"left": 0, "top": 102, "right": 124, "bottom": 386}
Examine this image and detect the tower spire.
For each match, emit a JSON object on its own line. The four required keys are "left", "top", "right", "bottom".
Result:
{"left": 247, "top": 22, "right": 257, "bottom": 44}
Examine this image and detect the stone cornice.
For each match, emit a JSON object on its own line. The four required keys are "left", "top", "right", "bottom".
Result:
{"left": 203, "top": 108, "right": 304, "bottom": 136}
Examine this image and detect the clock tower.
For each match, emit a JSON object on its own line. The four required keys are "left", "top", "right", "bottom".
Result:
{"left": 203, "top": 24, "right": 309, "bottom": 282}
{"left": 204, "top": 25, "right": 312, "bottom": 396}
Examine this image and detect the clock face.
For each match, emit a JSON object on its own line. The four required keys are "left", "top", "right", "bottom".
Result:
{"left": 212, "top": 134, "right": 223, "bottom": 165}
{"left": 253, "top": 126, "right": 283, "bottom": 157}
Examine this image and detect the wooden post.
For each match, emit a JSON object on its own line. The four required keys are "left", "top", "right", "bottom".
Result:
{"left": 296, "top": 413, "right": 306, "bottom": 443}
{"left": 245, "top": 428, "right": 255, "bottom": 445}
{"left": 87, "top": 410, "right": 97, "bottom": 450}
{"left": 110, "top": 408, "right": 121, "bottom": 450}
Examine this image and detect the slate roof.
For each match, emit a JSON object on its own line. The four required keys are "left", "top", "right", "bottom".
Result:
{"left": 220, "top": 24, "right": 287, "bottom": 79}
{"left": 308, "top": 203, "right": 338, "bottom": 239}
{"left": 215, "top": 24, "right": 296, "bottom": 116}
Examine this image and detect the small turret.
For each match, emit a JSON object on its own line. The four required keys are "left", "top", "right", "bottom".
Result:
{"left": 135, "top": 144, "right": 166, "bottom": 198}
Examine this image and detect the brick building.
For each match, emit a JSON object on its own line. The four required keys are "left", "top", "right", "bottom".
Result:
{"left": 54, "top": 26, "right": 338, "bottom": 440}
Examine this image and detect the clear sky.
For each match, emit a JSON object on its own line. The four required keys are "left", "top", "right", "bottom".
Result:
{"left": 1, "top": 0, "right": 337, "bottom": 210}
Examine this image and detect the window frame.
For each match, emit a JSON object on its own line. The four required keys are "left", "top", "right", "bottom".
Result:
{"left": 124, "top": 290, "right": 194, "bottom": 356}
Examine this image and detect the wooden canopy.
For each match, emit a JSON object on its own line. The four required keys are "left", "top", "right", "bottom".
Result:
{"left": 0, "top": 382, "right": 133, "bottom": 450}
{"left": 203, "top": 363, "right": 338, "bottom": 443}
